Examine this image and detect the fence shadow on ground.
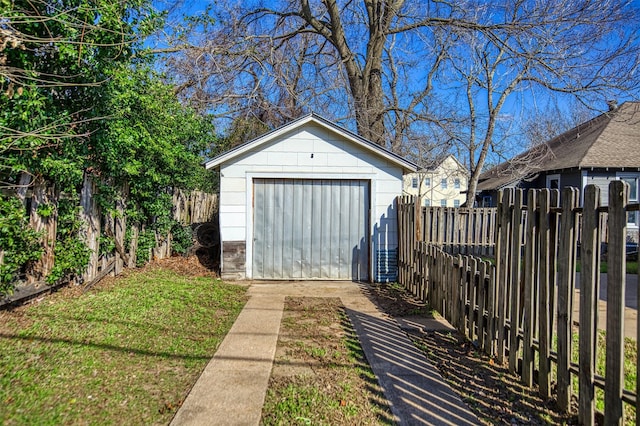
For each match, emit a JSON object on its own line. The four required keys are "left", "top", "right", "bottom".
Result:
{"left": 345, "top": 306, "right": 478, "bottom": 425}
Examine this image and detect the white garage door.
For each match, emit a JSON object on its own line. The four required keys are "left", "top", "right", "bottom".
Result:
{"left": 253, "top": 178, "right": 369, "bottom": 280}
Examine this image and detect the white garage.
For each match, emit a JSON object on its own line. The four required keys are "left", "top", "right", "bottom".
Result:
{"left": 204, "top": 114, "right": 416, "bottom": 281}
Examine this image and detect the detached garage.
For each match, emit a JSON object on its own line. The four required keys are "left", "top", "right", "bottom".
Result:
{"left": 205, "top": 114, "right": 417, "bottom": 281}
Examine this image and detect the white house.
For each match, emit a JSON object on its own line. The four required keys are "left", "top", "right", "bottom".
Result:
{"left": 403, "top": 155, "right": 469, "bottom": 207}
{"left": 204, "top": 113, "right": 417, "bottom": 281}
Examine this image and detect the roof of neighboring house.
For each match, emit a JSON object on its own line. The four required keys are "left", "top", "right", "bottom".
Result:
{"left": 204, "top": 113, "right": 418, "bottom": 172}
{"left": 477, "top": 101, "right": 640, "bottom": 191}
{"left": 429, "top": 154, "right": 469, "bottom": 175}
{"left": 406, "top": 154, "right": 469, "bottom": 176}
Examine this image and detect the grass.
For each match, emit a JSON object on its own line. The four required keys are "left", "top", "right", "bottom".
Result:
{"left": 484, "top": 256, "right": 638, "bottom": 275}
{"left": 569, "top": 330, "right": 637, "bottom": 423}
{"left": 575, "top": 260, "right": 638, "bottom": 274}
{"left": 261, "top": 297, "right": 394, "bottom": 425}
{"left": 0, "top": 267, "right": 246, "bottom": 425}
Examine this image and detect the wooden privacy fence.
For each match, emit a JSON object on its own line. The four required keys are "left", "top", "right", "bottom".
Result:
{"left": 81, "top": 184, "right": 218, "bottom": 288}
{"left": 397, "top": 181, "right": 640, "bottom": 425}
{"left": 1, "top": 174, "right": 218, "bottom": 304}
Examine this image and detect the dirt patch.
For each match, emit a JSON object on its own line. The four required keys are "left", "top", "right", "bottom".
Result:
{"left": 262, "top": 297, "right": 395, "bottom": 425}
{"left": 367, "top": 283, "right": 580, "bottom": 425}
{"left": 144, "top": 255, "right": 218, "bottom": 278}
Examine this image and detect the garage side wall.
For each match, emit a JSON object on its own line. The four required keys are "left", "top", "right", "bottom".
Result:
{"left": 218, "top": 123, "right": 404, "bottom": 281}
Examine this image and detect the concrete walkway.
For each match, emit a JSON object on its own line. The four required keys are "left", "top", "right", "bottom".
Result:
{"left": 574, "top": 273, "right": 638, "bottom": 339}
{"left": 170, "top": 281, "right": 478, "bottom": 426}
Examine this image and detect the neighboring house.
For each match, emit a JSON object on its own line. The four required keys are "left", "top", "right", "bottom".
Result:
{"left": 403, "top": 154, "right": 469, "bottom": 207}
{"left": 204, "top": 113, "right": 417, "bottom": 282}
{"left": 477, "top": 101, "right": 640, "bottom": 231}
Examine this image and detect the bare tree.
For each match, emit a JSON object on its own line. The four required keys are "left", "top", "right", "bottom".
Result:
{"left": 433, "top": 1, "right": 640, "bottom": 204}
{"left": 159, "top": 0, "right": 640, "bottom": 203}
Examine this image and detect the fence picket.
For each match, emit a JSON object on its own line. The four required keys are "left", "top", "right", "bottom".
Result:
{"left": 604, "top": 181, "right": 628, "bottom": 425}
{"left": 396, "top": 181, "right": 638, "bottom": 423}
{"left": 509, "top": 189, "right": 524, "bottom": 374}
{"left": 557, "top": 187, "right": 579, "bottom": 411}
{"left": 579, "top": 185, "right": 600, "bottom": 425}
{"left": 497, "top": 189, "right": 512, "bottom": 363}
{"left": 522, "top": 190, "right": 537, "bottom": 386}
{"left": 478, "top": 259, "right": 488, "bottom": 351}
{"left": 538, "top": 190, "right": 552, "bottom": 399}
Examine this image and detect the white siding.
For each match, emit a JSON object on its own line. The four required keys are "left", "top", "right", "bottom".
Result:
{"left": 217, "top": 123, "right": 408, "bottom": 280}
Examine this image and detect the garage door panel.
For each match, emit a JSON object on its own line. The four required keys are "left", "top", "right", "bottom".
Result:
{"left": 253, "top": 178, "right": 369, "bottom": 280}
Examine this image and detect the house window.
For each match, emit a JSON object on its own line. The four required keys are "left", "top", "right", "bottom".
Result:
{"left": 441, "top": 200, "right": 447, "bottom": 207}
{"left": 546, "top": 174, "right": 560, "bottom": 190}
{"left": 454, "top": 178, "right": 461, "bottom": 189}
{"left": 454, "top": 199, "right": 460, "bottom": 208}
{"left": 424, "top": 177, "right": 431, "bottom": 187}
{"left": 424, "top": 198, "right": 431, "bottom": 207}
{"left": 441, "top": 179, "right": 447, "bottom": 189}
{"left": 411, "top": 177, "right": 418, "bottom": 188}
{"left": 620, "top": 175, "right": 639, "bottom": 226}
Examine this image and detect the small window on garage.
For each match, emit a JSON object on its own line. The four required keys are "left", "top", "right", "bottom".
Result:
{"left": 412, "top": 177, "right": 418, "bottom": 188}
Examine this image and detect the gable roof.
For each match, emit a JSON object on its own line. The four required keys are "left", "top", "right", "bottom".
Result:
{"left": 478, "top": 101, "right": 640, "bottom": 191}
{"left": 204, "top": 113, "right": 418, "bottom": 172}
{"left": 406, "top": 154, "right": 469, "bottom": 176}
{"left": 429, "top": 154, "right": 469, "bottom": 175}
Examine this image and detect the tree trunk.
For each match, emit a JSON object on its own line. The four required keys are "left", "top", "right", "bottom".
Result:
{"left": 28, "top": 177, "right": 58, "bottom": 283}
{"left": 80, "top": 172, "right": 101, "bottom": 282}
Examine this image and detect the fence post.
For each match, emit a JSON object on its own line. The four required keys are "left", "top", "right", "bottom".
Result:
{"left": 496, "top": 189, "right": 512, "bottom": 364}
{"left": 522, "top": 189, "right": 538, "bottom": 386}
{"left": 478, "top": 259, "right": 488, "bottom": 351}
{"left": 114, "top": 183, "right": 128, "bottom": 274}
{"left": 28, "top": 177, "right": 58, "bottom": 282}
{"left": 468, "top": 257, "right": 478, "bottom": 341}
{"left": 578, "top": 184, "right": 600, "bottom": 425}
{"left": 509, "top": 189, "right": 524, "bottom": 374}
{"left": 486, "top": 264, "right": 497, "bottom": 356}
{"left": 604, "top": 180, "right": 628, "bottom": 425}
{"left": 80, "top": 173, "right": 101, "bottom": 282}
{"left": 557, "top": 187, "right": 579, "bottom": 411}
{"left": 538, "top": 189, "right": 552, "bottom": 399}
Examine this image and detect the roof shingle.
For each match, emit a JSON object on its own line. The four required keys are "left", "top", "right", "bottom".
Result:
{"left": 478, "top": 102, "right": 640, "bottom": 191}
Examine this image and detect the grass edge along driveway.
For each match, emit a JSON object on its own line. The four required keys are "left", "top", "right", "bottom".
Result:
{"left": 0, "top": 267, "right": 247, "bottom": 425}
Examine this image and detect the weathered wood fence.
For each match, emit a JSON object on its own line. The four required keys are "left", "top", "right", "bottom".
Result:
{"left": 398, "top": 181, "right": 639, "bottom": 425}
{"left": 1, "top": 174, "right": 217, "bottom": 304}
{"left": 419, "top": 206, "right": 496, "bottom": 256}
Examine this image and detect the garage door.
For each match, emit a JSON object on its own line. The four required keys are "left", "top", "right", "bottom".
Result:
{"left": 253, "top": 178, "right": 369, "bottom": 280}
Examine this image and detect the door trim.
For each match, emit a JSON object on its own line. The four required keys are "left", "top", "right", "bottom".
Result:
{"left": 246, "top": 172, "right": 375, "bottom": 279}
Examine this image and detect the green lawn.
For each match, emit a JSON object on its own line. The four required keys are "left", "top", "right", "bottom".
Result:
{"left": 0, "top": 268, "right": 246, "bottom": 425}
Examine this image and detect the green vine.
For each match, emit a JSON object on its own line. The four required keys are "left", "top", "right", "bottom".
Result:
{"left": 171, "top": 223, "right": 193, "bottom": 256}
{"left": 47, "top": 198, "right": 90, "bottom": 284}
{"left": 0, "top": 196, "right": 42, "bottom": 295}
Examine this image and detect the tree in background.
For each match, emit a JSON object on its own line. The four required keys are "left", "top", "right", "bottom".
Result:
{"left": 158, "top": 0, "right": 640, "bottom": 205}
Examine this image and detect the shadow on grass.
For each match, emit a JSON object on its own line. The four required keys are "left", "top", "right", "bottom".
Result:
{"left": 0, "top": 332, "right": 214, "bottom": 361}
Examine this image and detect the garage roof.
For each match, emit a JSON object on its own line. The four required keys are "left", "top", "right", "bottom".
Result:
{"left": 204, "top": 113, "right": 418, "bottom": 172}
